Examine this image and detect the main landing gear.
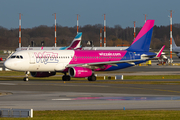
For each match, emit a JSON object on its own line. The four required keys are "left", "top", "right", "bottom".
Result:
{"left": 62, "top": 73, "right": 71, "bottom": 81}
{"left": 88, "top": 73, "right": 96, "bottom": 81}
{"left": 23, "top": 71, "right": 29, "bottom": 81}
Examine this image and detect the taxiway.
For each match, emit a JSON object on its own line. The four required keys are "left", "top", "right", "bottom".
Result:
{"left": 0, "top": 56, "right": 180, "bottom": 110}
{"left": 0, "top": 80, "right": 180, "bottom": 110}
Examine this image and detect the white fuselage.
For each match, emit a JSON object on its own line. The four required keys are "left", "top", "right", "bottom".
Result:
{"left": 4, "top": 50, "right": 74, "bottom": 72}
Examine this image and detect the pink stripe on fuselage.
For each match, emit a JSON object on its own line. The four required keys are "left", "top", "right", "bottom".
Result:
{"left": 131, "top": 20, "right": 154, "bottom": 45}
{"left": 69, "top": 50, "right": 127, "bottom": 70}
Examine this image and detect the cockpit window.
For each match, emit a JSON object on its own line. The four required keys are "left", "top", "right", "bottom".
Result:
{"left": 11, "top": 56, "right": 16, "bottom": 58}
{"left": 10, "top": 55, "right": 23, "bottom": 59}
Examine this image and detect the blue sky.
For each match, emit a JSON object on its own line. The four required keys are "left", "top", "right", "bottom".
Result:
{"left": 0, "top": 0, "right": 179, "bottom": 29}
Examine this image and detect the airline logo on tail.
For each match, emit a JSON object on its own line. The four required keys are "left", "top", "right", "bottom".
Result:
{"left": 127, "top": 20, "right": 154, "bottom": 52}
{"left": 60, "top": 32, "right": 82, "bottom": 50}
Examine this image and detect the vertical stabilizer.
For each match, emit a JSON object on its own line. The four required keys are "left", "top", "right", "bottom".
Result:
{"left": 127, "top": 20, "right": 154, "bottom": 52}
{"left": 172, "top": 37, "right": 177, "bottom": 48}
{"left": 59, "top": 32, "right": 82, "bottom": 50}
{"left": 67, "top": 32, "right": 82, "bottom": 50}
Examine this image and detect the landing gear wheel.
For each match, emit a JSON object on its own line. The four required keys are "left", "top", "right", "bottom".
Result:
{"left": 88, "top": 74, "right": 96, "bottom": 81}
{"left": 23, "top": 71, "right": 29, "bottom": 81}
{"left": 67, "top": 75, "right": 71, "bottom": 81}
{"left": 23, "top": 77, "right": 29, "bottom": 81}
{"left": 62, "top": 75, "right": 71, "bottom": 81}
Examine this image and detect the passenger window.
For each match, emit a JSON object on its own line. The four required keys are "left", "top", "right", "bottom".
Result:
{"left": 16, "top": 56, "right": 19, "bottom": 58}
{"left": 20, "top": 56, "right": 23, "bottom": 59}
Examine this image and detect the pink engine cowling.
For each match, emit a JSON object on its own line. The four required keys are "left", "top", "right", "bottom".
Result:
{"left": 68, "top": 67, "right": 92, "bottom": 78}
{"left": 30, "top": 72, "right": 56, "bottom": 77}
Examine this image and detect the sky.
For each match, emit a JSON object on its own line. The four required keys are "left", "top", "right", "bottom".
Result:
{"left": 0, "top": 0, "right": 179, "bottom": 29}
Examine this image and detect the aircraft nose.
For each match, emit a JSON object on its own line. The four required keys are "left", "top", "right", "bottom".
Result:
{"left": 4, "top": 60, "right": 12, "bottom": 69}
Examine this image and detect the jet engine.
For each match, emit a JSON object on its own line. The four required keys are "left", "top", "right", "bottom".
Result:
{"left": 177, "top": 53, "right": 180, "bottom": 58}
{"left": 30, "top": 72, "right": 56, "bottom": 77}
{"left": 68, "top": 67, "right": 92, "bottom": 78}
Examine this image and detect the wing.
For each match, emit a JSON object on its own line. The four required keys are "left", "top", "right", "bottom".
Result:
{"left": 66, "top": 59, "right": 146, "bottom": 69}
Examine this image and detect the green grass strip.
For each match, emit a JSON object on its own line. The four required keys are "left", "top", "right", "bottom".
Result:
{"left": 1, "top": 71, "right": 180, "bottom": 79}
{"left": 1, "top": 110, "right": 180, "bottom": 120}
{"left": 124, "top": 75, "right": 180, "bottom": 80}
{"left": 0, "top": 71, "right": 25, "bottom": 76}
{"left": 1, "top": 71, "right": 180, "bottom": 84}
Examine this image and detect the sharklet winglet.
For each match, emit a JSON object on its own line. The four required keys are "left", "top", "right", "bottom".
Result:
{"left": 156, "top": 45, "right": 165, "bottom": 58}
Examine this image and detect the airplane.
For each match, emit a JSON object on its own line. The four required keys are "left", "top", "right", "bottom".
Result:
{"left": 4, "top": 20, "right": 165, "bottom": 81}
{"left": 82, "top": 46, "right": 128, "bottom": 50}
{"left": 172, "top": 37, "right": 180, "bottom": 58}
{"left": 15, "top": 32, "right": 82, "bottom": 51}
{"left": 5, "top": 33, "right": 82, "bottom": 60}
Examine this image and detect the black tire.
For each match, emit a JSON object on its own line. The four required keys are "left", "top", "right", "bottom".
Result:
{"left": 88, "top": 75, "right": 96, "bottom": 81}
{"left": 91, "top": 75, "right": 96, "bottom": 81}
{"left": 66, "top": 75, "right": 71, "bottom": 81}
{"left": 88, "top": 76, "right": 92, "bottom": 81}
{"left": 62, "top": 75, "right": 66, "bottom": 81}
{"left": 62, "top": 75, "right": 71, "bottom": 81}
{"left": 23, "top": 77, "right": 28, "bottom": 81}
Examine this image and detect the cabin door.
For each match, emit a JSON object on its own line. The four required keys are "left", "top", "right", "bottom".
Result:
{"left": 29, "top": 52, "right": 35, "bottom": 64}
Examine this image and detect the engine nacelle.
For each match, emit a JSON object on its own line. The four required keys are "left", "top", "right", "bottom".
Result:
{"left": 177, "top": 53, "right": 180, "bottom": 58}
{"left": 30, "top": 72, "right": 56, "bottom": 77}
{"left": 68, "top": 67, "right": 92, "bottom": 78}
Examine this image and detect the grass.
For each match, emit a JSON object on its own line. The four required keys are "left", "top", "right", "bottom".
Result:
{"left": 0, "top": 71, "right": 25, "bottom": 76}
{"left": 1, "top": 110, "right": 180, "bottom": 120}
{"left": 1, "top": 71, "right": 180, "bottom": 84}
{"left": 0, "top": 50, "right": 9, "bottom": 55}
{"left": 1, "top": 71, "right": 180, "bottom": 79}
{"left": 124, "top": 75, "right": 180, "bottom": 80}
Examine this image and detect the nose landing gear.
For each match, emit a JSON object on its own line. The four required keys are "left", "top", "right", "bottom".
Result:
{"left": 23, "top": 71, "right": 29, "bottom": 81}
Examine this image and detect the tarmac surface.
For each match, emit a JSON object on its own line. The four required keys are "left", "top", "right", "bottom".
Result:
{"left": 0, "top": 56, "right": 180, "bottom": 110}
{"left": 0, "top": 78, "right": 180, "bottom": 110}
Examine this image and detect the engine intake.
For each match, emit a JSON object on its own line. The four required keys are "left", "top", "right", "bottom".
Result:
{"left": 30, "top": 72, "right": 56, "bottom": 77}
{"left": 68, "top": 67, "right": 92, "bottom": 78}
